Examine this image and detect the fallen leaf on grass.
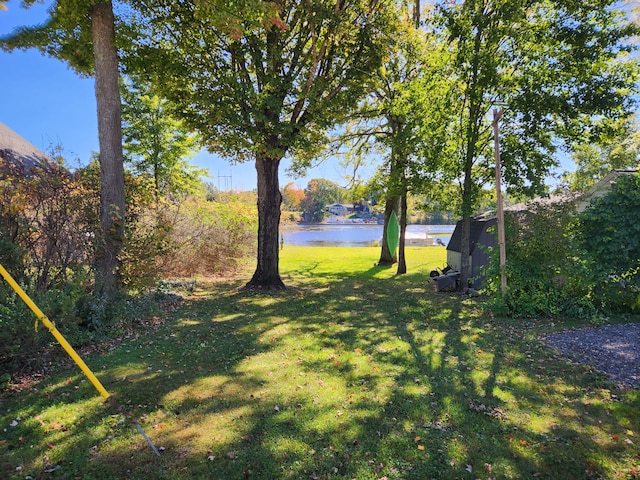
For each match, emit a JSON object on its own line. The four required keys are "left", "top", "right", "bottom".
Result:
{"left": 417, "top": 445, "right": 425, "bottom": 451}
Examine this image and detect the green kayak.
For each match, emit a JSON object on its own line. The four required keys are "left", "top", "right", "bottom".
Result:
{"left": 387, "top": 210, "right": 399, "bottom": 256}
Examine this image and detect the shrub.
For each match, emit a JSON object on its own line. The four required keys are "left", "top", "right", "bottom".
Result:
{"left": 77, "top": 161, "right": 178, "bottom": 292}
{"left": 0, "top": 158, "right": 96, "bottom": 290}
{"left": 0, "top": 158, "right": 257, "bottom": 370}
{"left": 160, "top": 192, "right": 257, "bottom": 277}
{"left": 483, "top": 200, "right": 594, "bottom": 317}
{"left": 120, "top": 176, "right": 175, "bottom": 291}
{"left": 486, "top": 175, "right": 640, "bottom": 317}
{"left": 0, "top": 274, "right": 91, "bottom": 372}
{"left": 0, "top": 160, "right": 169, "bottom": 368}
{"left": 0, "top": 277, "right": 164, "bottom": 374}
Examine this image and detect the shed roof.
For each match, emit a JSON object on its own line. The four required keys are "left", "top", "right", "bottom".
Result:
{"left": 446, "top": 217, "right": 496, "bottom": 254}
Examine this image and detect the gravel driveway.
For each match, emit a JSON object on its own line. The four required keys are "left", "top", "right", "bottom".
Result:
{"left": 544, "top": 323, "right": 640, "bottom": 388}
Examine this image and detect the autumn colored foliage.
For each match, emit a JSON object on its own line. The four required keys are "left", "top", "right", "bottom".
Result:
{"left": 0, "top": 157, "right": 257, "bottom": 368}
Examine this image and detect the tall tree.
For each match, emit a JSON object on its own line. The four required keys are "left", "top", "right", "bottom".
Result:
{"left": 301, "top": 178, "right": 345, "bottom": 222}
{"left": 437, "top": 0, "right": 639, "bottom": 290}
{"left": 562, "top": 118, "right": 640, "bottom": 192}
{"left": 125, "top": 0, "right": 397, "bottom": 289}
{"left": 92, "top": 0, "right": 125, "bottom": 294}
{"left": 281, "top": 182, "right": 305, "bottom": 211}
{"left": 338, "top": 17, "right": 454, "bottom": 272}
{"left": 121, "top": 77, "right": 204, "bottom": 199}
{"left": 2, "top": 0, "right": 126, "bottom": 295}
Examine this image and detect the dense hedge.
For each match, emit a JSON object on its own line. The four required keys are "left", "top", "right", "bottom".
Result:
{"left": 484, "top": 173, "right": 640, "bottom": 317}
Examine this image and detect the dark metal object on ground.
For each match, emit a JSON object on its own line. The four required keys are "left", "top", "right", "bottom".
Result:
{"left": 430, "top": 267, "right": 461, "bottom": 292}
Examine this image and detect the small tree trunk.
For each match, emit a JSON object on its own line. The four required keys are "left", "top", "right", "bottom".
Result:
{"left": 396, "top": 192, "right": 408, "bottom": 275}
{"left": 92, "top": 1, "right": 125, "bottom": 296}
{"left": 458, "top": 150, "right": 474, "bottom": 291}
{"left": 246, "top": 155, "right": 285, "bottom": 290}
{"left": 378, "top": 196, "right": 399, "bottom": 266}
{"left": 413, "top": 0, "right": 420, "bottom": 29}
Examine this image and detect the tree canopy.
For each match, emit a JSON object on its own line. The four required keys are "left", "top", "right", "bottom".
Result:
{"left": 124, "top": 0, "right": 399, "bottom": 289}
{"left": 435, "top": 0, "right": 639, "bottom": 289}
{"left": 562, "top": 118, "right": 640, "bottom": 192}
{"left": 121, "top": 77, "right": 205, "bottom": 198}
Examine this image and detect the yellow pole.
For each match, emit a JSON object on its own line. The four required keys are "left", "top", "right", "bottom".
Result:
{"left": 0, "top": 264, "right": 110, "bottom": 399}
{"left": 0, "top": 263, "right": 161, "bottom": 456}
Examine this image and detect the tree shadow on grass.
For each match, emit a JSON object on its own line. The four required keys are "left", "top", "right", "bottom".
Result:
{"left": 1, "top": 269, "right": 639, "bottom": 479}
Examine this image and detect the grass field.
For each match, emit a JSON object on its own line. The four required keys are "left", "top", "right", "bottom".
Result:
{"left": 1, "top": 246, "right": 639, "bottom": 479}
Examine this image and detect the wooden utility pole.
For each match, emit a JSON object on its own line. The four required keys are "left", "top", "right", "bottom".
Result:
{"left": 492, "top": 108, "right": 507, "bottom": 294}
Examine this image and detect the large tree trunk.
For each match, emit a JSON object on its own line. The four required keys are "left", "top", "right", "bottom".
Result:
{"left": 396, "top": 192, "right": 408, "bottom": 275}
{"left": 246, "top": 155, "right": 285, "bottom": 290}
{"left": 378, "top": 196, "right": 400, "bottom": 266}
{"left": 92, "top": 1, "right": 125, "bottom": 296}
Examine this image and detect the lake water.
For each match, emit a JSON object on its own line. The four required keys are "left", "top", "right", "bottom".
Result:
{"left": 281, "top": 224, "right": 455, "bottom": 247}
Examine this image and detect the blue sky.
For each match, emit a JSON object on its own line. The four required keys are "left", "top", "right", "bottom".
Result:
{"left": 0, "top": 1, "right": 357, "bottom": 191}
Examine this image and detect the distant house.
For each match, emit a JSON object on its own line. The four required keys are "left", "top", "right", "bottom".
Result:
{"left": 326, "top": 203, "right": 354, "bottom": 216}
{"left": 353, "top": 201, "right": 371, "bottom": 213}
{"left": 0, "top": 122, "right": 55, "bottom": 173}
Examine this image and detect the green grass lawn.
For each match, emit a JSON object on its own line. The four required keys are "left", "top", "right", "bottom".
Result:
{"left": 1, "top": 246, "right": 639, "bottom": 479}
